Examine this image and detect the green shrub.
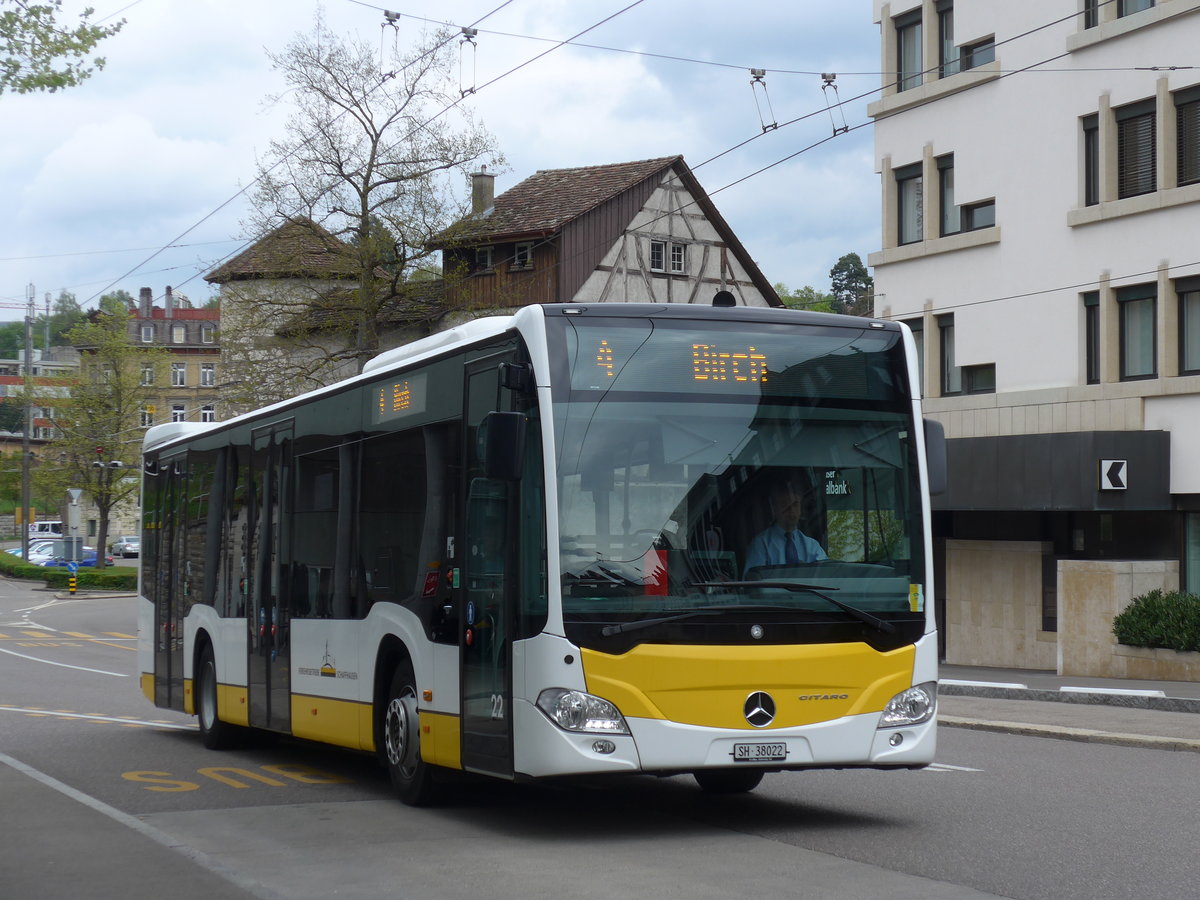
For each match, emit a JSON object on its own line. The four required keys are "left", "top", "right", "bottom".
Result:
{"left": 1113, "top": 589, "right": 1200, "bottom": 652}
{"left": 0, "top": 551, "right": 137, "bottom": 590}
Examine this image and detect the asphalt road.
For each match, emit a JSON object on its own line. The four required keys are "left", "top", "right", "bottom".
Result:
{"left": 1, "top": 578, "right": 1195, "bottom": 900}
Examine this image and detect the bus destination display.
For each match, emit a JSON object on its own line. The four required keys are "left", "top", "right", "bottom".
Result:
{"left": 372, "top": 371, "right": 428, "bottom": 423}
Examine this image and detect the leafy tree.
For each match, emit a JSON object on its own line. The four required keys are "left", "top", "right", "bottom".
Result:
{"left": 36, "top": 307, "right": 164, "bottom": 564}
{"left": 774, "top": 282, "right": 836, "bottom": 312}
{"left": 0, "top": 321, "right": 23, "bottom": 356}
{"left": 0, "top": 1, "right": 124, "bottom": 94}
{"left": 829, "top": 252, "right": 874, "bottom": 317}
{"left": 223, "top": 14, "right": 503, "bottom": 407}
{"left": 0, "top": 398, "right": 23, "bottom": 432}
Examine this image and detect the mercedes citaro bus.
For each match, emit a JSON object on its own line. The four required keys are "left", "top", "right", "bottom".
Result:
{"left": 139, "top": 302, "right": 945, "bottom": 804}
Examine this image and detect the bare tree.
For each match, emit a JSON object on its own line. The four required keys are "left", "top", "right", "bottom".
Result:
{"left": 218, "top": 14, "right": 502, "bottom": 407}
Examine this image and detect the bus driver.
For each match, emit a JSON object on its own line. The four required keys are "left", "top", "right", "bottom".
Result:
{"left": 742, "top": 479, "right": 827, "bottom": 576}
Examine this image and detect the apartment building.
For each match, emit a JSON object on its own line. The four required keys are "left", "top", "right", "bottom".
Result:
{"left": 130, "top": 286, "right": 220, "bottom": 426}
{"left": 870, "top": 1, "right": 1200, "bottom": 675}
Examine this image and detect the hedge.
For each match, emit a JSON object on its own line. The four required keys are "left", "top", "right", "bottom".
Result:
{"left": 1112, "top": 589, "right": 1200, "bottom": 653}
{"left": 0, "top": 551, "right": 137, "bottom": 591}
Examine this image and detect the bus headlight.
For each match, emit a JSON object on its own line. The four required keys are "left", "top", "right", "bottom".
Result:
{"left": 536, "top": 688, "right": 630, "bottom": 735}
{"left": 877, "top": 682, "right": 937, "bottom": 728}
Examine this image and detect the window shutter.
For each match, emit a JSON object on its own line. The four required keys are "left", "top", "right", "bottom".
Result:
{"left": 1116, "top": 102, "right": 1156, "bottom": 198}
{"left": 1177, "top": 95, "right": 1200, "bottom": 187}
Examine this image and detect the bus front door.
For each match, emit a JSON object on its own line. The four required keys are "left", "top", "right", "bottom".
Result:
{"left": 460, "top": 362, "right": 515, "bottom": 778}
{"left": 247, "top": 421, "right": 293, "bottom": 733}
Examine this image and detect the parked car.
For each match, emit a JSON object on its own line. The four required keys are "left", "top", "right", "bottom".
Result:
{"left": 7, "top": 540, "right": 65, "bottom": 563}
{"left": 111, "top": 535, "right": 140, "bottom": 558}
{"left": 40, "top": 549, "right": 115, "bottom": 568}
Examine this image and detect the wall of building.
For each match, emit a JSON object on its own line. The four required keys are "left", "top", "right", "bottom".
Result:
{"left": 943, "top": 539, "right": 1057, "bottom": 670}
{"left": 576, "top": 172, "right": 774, "bottom": 307}
{"left": 1057, "top": 558, "right": 1191, "bottom": 678}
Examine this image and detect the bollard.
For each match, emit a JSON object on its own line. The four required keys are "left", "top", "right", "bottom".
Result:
{"left": 68, "top": 574, "right": 77, "bottom": 594}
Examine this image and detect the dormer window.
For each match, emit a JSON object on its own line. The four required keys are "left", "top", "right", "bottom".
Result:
{"left": 172, "top": 324, "right": 186, "bottom": 343}
{"left": 141, "top": 325, "right": 154, "bottom": 343}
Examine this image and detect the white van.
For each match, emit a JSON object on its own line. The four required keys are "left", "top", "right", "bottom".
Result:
{"left": 28, "top": 521, "right": 63, "bottom": 538}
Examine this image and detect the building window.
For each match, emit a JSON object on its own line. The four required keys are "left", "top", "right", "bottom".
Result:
{"left": 649, "top": 240, "right": 665, "bottom": 272}
{"left": 1083, "top": 0, "right": 1099, "bottom": 28}
{"left": 670, "top": 243, "right": 686, "bottom": 274}
{"left": 961, "top": 38, "right": 995, "bottom": 69}
{"left": 1116, "top": 99, "right": 1156, "bottom": 198}
{"left": 939, "top": 315, "right": 961, "bottom": 394}
{"left": 474, "top": 246, "right": 494, "bottom": 271}
{"left": 937, "top": 155, "right": 959, "bottom": 236}
{"left": 140, "top": 407, "right": 154, "bottom": 428}
{"left": 141, "top": 325, "right": 153, "bottom": 343}
{"left": 962, "top": 199, "right": 995, "bottom": 230}
{"left": 201, "top": 363, "right": 215, "bottom": 387}
{"left": 171, "top": 404, "right": 186, "bottom": 423}
{"left": 1179, "top": 278, "right": 1200, "bottom": 375}
{"left": 1118, "top": 0, "right": 1154, "bottom": 15}
{"left": 201, "top": 325, "right": 215, "bottom": 344}
{"left": 171, "top": 362, "right": 186, "bottom": 387}
{"left": 512, "top": 242, "right": 533, "bottom": 270}
{"left": 896, "top": 163, "right": 923, "bottom": 245}
{"left": 962, "top": 364, "right": 996, "bottom": 394}
{"left": 1083, "top": 292, "right": 1100, "bottom": 384}
{"left": 1117, "top": 284, "right": 1156, "bottom": 380}
{"left": 1082, "top": 114, "right": 1100, "bottom": 206}
{"left": 937, "top": 1, "right": 957, "bottom": 77}
{"left": 201, "top": 405, "right": 216, "bottom": 423}
{"left": 140, "top": 364, "right": 154, "bottom": 386}
{"left": 172, "top": 324, "right": 186, "bottom": 343}
{"left": 896, "top": 9, "right": 923, "bottom": 91}
{"left": 1176, "top": 86, "right": 1200, "bottom": 188}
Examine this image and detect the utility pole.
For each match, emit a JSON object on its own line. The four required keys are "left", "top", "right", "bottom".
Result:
{"left": 20, "top": 283, "right": 34, "bottom": 560}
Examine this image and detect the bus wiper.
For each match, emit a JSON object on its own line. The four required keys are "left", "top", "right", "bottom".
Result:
{"left": 600, "top": 609, "right": 722, "bottom": 636}
{"left": 691, "top": 581, "right": 897, "bottom": 634}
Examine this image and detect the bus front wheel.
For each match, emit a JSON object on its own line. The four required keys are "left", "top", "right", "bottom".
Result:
{"left": 382, "top": 663, "right": 439, "bottom": 806}
{"left": 693, "top": 768, "right": 764, "bottom": 794}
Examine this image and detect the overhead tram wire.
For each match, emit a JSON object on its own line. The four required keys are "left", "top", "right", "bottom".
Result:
{"left": 108, "top": 0, "right": 653, "bottom": 302}
{"left": 72, "top": 0, "right": 1196, "bottom": 305}
{"left": 80, "top": 1, "right": 520, "bottom": 306}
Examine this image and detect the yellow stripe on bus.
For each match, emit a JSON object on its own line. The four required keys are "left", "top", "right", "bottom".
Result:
{"left": 291, "top": 694, "right": 374, "bottom": 751}
{"left": 581, "top": 642, "right": 915, "bottom": 729}
{"left": 419, "top": 710, "right": 462, "bottom": 770}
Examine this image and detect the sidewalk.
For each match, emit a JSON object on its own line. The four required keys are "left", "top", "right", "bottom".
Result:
{"left": 938, "top": 664, "right": 1200, "bottom": 753}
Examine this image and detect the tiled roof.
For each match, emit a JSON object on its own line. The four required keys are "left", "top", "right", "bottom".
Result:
{"left": 443, "top": 156, "right": 680, "bottom": 244}
{"left": 276, "top": 279, "right": 446, "bottom": 336}
{"left": 205, "top": 218, "right": 359, "bottom": 283}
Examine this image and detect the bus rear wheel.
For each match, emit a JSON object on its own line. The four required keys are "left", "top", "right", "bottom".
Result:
{"left": 693, "top": 768, "right": 764, "bottom": 794}
{"left": 197, "top": 645, "right": 238, "bottom": 750}
{"left": 382, "top": 663, "right": 440, "bottom": 806}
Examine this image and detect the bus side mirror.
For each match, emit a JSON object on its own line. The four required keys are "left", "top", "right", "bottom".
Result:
{"left": 482, "top": 411, "right": 527, "bottom": 481}
{"left": 924, "top": 418, "right": 947, "bottom": 496}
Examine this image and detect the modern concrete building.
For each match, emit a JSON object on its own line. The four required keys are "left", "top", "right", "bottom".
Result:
{"left": 869, "top": 1, "right": 1200, "bottom": 676}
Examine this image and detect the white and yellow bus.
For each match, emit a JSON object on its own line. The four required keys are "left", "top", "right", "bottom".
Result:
{"left": 138, "top": 302, "right": 945, "bottom": 804}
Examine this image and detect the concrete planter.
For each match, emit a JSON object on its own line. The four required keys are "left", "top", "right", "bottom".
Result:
{"left": 1112, "top": 644, "right": 1200, "bottom": 682}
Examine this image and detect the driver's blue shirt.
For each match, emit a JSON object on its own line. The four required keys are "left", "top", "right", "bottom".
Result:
{"left": 743, "top": 525, "right": 827, "bottom": 576}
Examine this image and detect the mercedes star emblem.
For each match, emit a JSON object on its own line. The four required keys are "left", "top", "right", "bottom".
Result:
{"left": 743, "top": 691, "right": 776, "bottom": 727}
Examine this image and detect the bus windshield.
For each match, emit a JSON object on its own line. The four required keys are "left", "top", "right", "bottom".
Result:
{"left": 550, "top": 313, "right": 926, "bottom": 651}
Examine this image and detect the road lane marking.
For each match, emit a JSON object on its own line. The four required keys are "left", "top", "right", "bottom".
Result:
{"left": 0, "top": 751, "right": 286, "bottom": 900}
{"left": 0, "top": 705, "right": 195, "bottom": 730}
{"left": 926, "top": 762, "right": 983, "bottom": 773}
{"left": 0, "top": 646, "right": 128, "bottom": 676}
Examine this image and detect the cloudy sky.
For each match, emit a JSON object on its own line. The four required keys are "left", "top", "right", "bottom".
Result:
{"left": 0, "top": 0, "right": 884, "bottom": 318}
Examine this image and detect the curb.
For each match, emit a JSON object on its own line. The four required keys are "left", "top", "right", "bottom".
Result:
{"left": 939, "top": 714, "right": 1200, "bottom": 753}
{"left": 940, "top": 680, "right": 1200, "bottom": 715}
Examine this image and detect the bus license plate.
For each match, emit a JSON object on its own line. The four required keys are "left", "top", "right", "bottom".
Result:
{"left": 732, "top": 742, "right": 787, "bottom": 762}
